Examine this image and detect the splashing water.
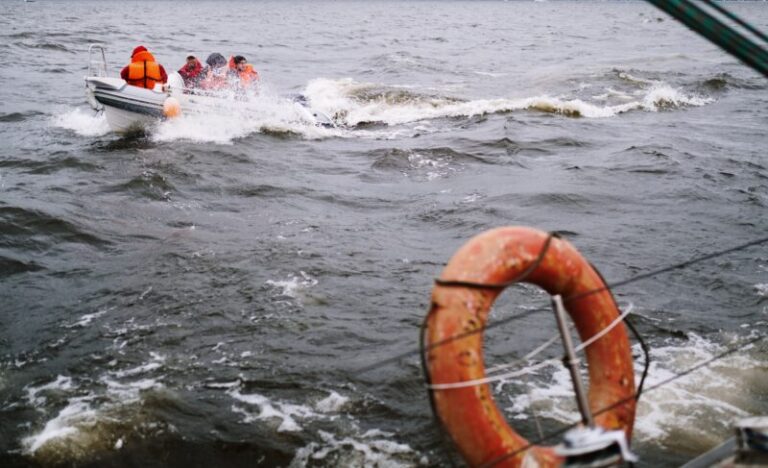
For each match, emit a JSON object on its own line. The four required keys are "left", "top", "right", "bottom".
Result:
{"left": 502, "top": 332, "right": 765, "bottom": 451}
{"left": 153, "top": 89, "right": 343, "bottom": 144}
{"left": 51, "top": 108, "right": 110, "bottom": 137}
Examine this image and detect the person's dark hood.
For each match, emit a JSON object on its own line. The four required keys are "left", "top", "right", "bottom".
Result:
{"left": 205, "top": 53, "right": 226, "bottom": 69}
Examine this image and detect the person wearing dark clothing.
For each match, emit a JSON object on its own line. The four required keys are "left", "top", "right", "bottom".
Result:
{"left": 178, "top": 55, "right": 203, "bottom": 88}
{"left": 120, "top": 45, "right": 168, "bottom": 89}
{"left": 200, "top": 53, "right": 228, "bottom": 90}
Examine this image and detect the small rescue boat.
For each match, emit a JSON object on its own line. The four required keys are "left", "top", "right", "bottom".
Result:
{"left": 85, "top": 75, "right": 170, "bottom": 133}
{"left": 84, "top": 45, "right": 334, "bottom": 134}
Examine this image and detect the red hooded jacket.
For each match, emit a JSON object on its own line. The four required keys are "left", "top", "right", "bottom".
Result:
{"left": 178, "top": 58, "right": 203, "bottom": 87}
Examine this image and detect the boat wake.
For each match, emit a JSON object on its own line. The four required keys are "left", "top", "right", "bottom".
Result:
{"left": 303, "top": 77, "right": 713, "bottom": 126}
{"left": 54, "top": 74, "right": 714, "bottom": 145}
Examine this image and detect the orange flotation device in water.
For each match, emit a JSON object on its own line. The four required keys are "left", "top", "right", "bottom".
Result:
{"left": 424, "top": 227, "right": 636, "bottom": 467}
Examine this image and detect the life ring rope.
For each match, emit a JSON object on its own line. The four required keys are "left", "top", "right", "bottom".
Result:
{"left": 425, "top": 302, "right": 634, "bottom": 391}
{"left": 433, "top": 231, "right": 558, "bottom": 291}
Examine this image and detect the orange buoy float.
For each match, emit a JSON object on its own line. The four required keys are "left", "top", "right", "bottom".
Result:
{"left": 424, "top": 227, "right": 636, "bottom": 467}
{"left": 163, "top": 97, "right": 181, "bottom": 118}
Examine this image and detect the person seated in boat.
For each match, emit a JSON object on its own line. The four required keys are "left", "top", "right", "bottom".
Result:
{"left": 227, "top": 55, "right": 260, "bottom": 90}
{"left": 199, "top": 52, "right": 228, "bottom": 90}
{"left": 120, "top": 45, "right": 168, "bottom": 90}
{"left": 178, "top": 55, "right": 203, "bottom": 88}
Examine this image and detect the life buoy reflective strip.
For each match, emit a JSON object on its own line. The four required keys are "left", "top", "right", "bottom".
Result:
{"left": 424, "top": 226, "right": 636, "bottom": 467}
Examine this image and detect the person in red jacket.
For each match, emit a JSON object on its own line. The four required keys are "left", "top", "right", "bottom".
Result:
{"left": 178, "top": 55, "right": 203, "bottom": 88}
{"left": 120, "top": 45, "right": 168, "bottom": 89}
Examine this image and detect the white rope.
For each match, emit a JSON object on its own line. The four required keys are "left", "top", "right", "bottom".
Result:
{"left": 574, "top": 302, "right": 634, "bottom": 354}
{"left": 486, "top": 334, "right": 559, "bottom": 375}
{"left": 428, "top": 358, "right": 559, "bottom": 390}
{"left": 427, "top": 302, "right": 634, "bottom": 391}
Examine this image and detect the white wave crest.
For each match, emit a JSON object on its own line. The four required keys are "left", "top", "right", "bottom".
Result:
{"left": 230, "top": 389, "right": 318, "bottom": 432}
{"left": 316, "top": 391, "right": 349, "bottom": 413}
{"left": 22, "top": 354, "right": 167, "bottom": 460}
{"left": 229, "top": 388, "right": 350, "bottom": 434}
{"left": 502, "top": 333, "right": 763, "bottom": 449}
{"left": 642, "top": 84, "right": 713, "bottom": 111}
{"left": 303, "top": 78, "right": 711, "bottom": 126}
{"left": 51, "top": 108, "right": 110, "bottom": 137}
{"left": 290, "top": 429, "right": 419, "bottom": 468}
{"left": 22, "top": 398, "right": 99, "bottom": 455}
{"left": 25, "top": 375, "right": 75, "bottom": 407}
{"left": 108, "top": 352, "right": 166, "bottom": 379}
{"left": 632, "top": 334, "right": 757, "bottom": 446}
{"left": 266, "top": 271, "right": 318, "bottom": 299}
{"left": 617, "top": 71, "right": 656, "bottom": 85}
{"left": 64, "top": 308, "right": 110, "bottom": 329}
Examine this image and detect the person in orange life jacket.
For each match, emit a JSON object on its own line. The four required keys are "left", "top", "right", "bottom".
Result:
{"left": 228, "top": 55, "right": 259, "bottom": 89}
{"left": 178, "top": 55, "right": 203, "bottom": 88}
{"left": 199, "top": 52, "right": 228, "bottom": 90}
{"left": 120, "top": 45, "right": 168, "bottom": 89}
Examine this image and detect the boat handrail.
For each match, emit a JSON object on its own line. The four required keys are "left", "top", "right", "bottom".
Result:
{"left": 88, "top": 44, "right": 108, "bottom": 77}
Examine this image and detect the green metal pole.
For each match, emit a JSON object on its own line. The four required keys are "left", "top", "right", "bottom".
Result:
{"left": 645, "top": 0, "right": 768, "bottom": 78}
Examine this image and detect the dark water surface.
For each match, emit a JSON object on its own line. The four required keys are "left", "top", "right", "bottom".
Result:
{"left": 1, "top": 1, "right": 767, "bottom": 466}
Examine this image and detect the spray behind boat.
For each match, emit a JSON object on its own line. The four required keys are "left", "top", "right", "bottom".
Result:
{"left": 84, "top": 44, "right": 335, "bottom": 134}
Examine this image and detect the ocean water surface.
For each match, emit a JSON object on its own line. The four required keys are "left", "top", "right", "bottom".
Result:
{"left": 1, "top": 1, "right": 767, "bottom": 466}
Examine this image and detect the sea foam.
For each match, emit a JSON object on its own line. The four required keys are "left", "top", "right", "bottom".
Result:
{"left": 503, "top": 332, "right": 763, "bottom": 450}
{"left": 302, "top": 77, "right": 712, "bottom": 127}
{"left": 51, "top": 108, "right": 110, "bottom": 137}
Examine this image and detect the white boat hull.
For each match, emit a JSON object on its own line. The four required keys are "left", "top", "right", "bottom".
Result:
{"left": 85, "top": 73, "right": 336, "bottom": 134}
{"left": 102, "top": 105, "right": 160, "bottom": 133}
{"left": 85, "top": 76, "right": 167, "bottom": 133}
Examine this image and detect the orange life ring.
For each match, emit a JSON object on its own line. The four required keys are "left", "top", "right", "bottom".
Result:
{"left": 424, "top": 226, "right": 636, "bottom": 467}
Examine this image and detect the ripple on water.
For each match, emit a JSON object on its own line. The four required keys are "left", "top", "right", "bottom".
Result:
{"left": 0, "top": 111, "right": 45, "bottom": 123}
{"left": 470, "top": 135, "right": 594, "bottom": 159}
{"left": 0, "top": 255, "right": 45, "bottom": 278}
{"left": 368, "top": 146, "right": 488, "bottom": 181}
{"left": 0, "top": 204, "right": 111, "bottom": 252}
{"left": 607, "top": 144, "right": 688, "bottom": 176}
{"left": 13, "top": 42, "right": 74, "bottom": 53}
{"left": 102, "top": 171, "right": 177, "bottom": 202}
{"left": 0, "top": 153, "right": 102, "bottom": 175}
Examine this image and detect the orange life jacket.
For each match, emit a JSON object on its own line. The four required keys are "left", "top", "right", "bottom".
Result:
{"left": 227, "top": 56, "right": 260, "bottom": 88}
{"left": 126, "top": 50, "right": 163, "bottom": 89}
{"left": 238, "top": 65, "right": 259, "bottom": 88}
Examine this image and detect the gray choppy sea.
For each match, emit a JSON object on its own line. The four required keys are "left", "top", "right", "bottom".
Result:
{"left": 1, "top": 1, "right": 767, "bottom": 466}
